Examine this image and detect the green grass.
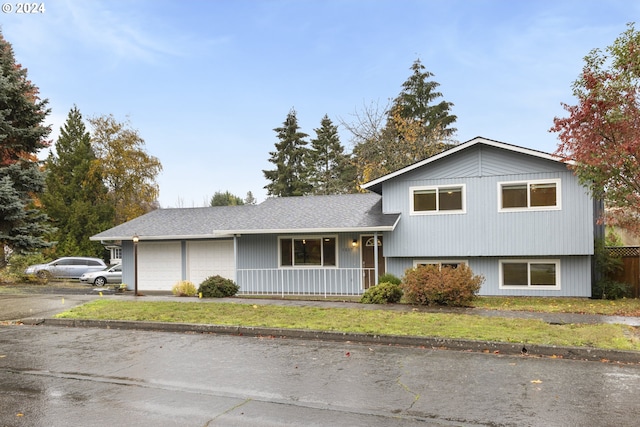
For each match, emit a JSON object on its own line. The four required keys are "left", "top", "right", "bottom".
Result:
{"left": 472, "top": 296, "right": 640, "bottom": 317}
{"left": 235, "top": 295, "right": 640, "bottom": 316}
{"left": 55, "top": 299, "right": 640, "bottom": 351}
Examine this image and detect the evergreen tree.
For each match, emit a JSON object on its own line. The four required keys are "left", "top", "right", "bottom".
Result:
{"left": 308, "top": 115, "right": 357, "bottom": 194}
{"left": 263, "top": 109, "right": 312, "bottom": 197}
{"left": 391, "top": 58, "right": 457, "bottom": 138}
{"left": 41, "top": 106, "right": 114, "bottom": 258}
{"left": 244, "top": 191, "right": 257, "bottom": 205}
{"left": 349, "top": 59, "right": 457, "bottom": 184}
{"left": 0, "top": 31, "right": 52, "bottom": 262}
{"left": 210, "top": 190, "right": 245, "bottom": 206}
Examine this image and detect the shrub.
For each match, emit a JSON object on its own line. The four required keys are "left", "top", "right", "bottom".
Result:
{"left": 401, "top": 264, "right": 484, "bottom": 307}
{"left": 2, "top": 253, "right": 49, "bottom": 283}
{"left": 360, "top": 281, "right": 403, "bottom": 304}
{"left": 377, "top": 273, "right": 401, "bottom": 285}
{"left": 593, "top": 278, "right": 631, "bottom": 300}
{"left": 172, "top": 280, "right": 197, "bottom": 297}
{"left": 198, "top": 275, "right": 240, "bottom": 298}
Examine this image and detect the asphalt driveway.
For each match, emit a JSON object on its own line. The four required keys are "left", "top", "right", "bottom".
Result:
{"left": 0, "top": 294, "right": 95, "bottom": 322}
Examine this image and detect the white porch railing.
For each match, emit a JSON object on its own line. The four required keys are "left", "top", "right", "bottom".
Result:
{"left": 236, "top": 268, "right": 377, "bottom": 297}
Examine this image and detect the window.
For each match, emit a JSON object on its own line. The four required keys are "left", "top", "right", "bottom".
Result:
{"left": 499, "top": 260, "right": 560, "bottom": 289}
{"left": 499, "top": 179, "right": 560, "bottom": 211}
{"left": 411, "top": 185, "right": 465, "bottom": 214}
{"left": 111, "top": 247, "right": 122, "bottom": 260}
{"left": 413, "top": 260, "right": 467, "bottom": 269}
{"left": 280, "top": 237, "right": 337, "bottom": 267}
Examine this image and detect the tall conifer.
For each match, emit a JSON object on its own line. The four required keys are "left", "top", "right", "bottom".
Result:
{"left": 263, "top": 109, "right": 312, "bottom": 197}
{"left": 308, "top": 115, "right": 356, "bottom": 194}
{"left": 42, "top": 106, "right": 114, "bottom": 258}
{"left": 0, "top": 32, "right": 52, "bottom": 261}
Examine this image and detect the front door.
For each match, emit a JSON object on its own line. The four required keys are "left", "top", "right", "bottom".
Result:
{"left": 362, "top": 235, "right": 384, "bottom": 289}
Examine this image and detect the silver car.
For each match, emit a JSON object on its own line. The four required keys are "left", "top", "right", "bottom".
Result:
{"left": 24, "top": 257, "right": 107, "bottom": 280}
{"left": 79, "top": 264, "right": 122, "bottom": 286}
{"left": 80, "top": 264, "right": 122, "bottom": 286}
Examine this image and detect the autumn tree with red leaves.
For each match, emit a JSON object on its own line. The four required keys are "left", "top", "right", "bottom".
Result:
{"left": 551, "top": 23, "right": 640, "bottom": 235}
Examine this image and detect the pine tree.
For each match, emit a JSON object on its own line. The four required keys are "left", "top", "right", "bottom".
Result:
{"left": 244, "top": 191, "right": 257, "bottom": 205}
{"left": 0, "top": 31, "right": 52, "bottom": 262}
{"left": 41, "top": 106, "right": 114, "bottom": 258}
{"left": 392, "top": 58, "right": 457, "bottom": 138}
{"left": 210, "top": 190, "right": 245, "bottom": 206}
{"left": 263, "top": 109, "right": 312, "bottom": 197}
{"left": 308, "top": 115, "right": 357, "bottom": 194}
{"left": 349, "top": 59, "right": 457, "bottom": 184}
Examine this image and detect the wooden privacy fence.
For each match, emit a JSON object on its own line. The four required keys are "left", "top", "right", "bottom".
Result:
{"left": 607, "top": 246, "right": 640, "bottom": 298}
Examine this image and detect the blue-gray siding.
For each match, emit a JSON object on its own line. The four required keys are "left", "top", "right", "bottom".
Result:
{"left": 121, "top": 241, "right": 134, "bottom": 287}
{"left": 236, "top": 233, "right": 362, "bottom": 269}
{"left": 381, "top": 145, "right": 593, "bottom": 258}
{"left": 235, "top": 233, "right": 366, "bottom": 294}
{"left": 386, "top": 256, "right": 591, "bottom": 297}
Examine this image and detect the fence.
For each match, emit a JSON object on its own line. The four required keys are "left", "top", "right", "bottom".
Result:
{"left": 236, "top": 268, "right": 377, "bottom": 297}
{"left": 606, "top": 246, "right": 640, "bottom": 298}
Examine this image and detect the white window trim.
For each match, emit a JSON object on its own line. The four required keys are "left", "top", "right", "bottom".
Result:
{"left": 497, "top": 178, "right": 561, "bottom": 212}
{"left": 278, "top": 235, "right": 339, "bottom": 269}
{"left": 413, "top": 260, "right": 468, "bottom": 269}
{"left": 410, "top": 184, "right": 466, "bottom": 215}
{"left": 499, "top": 259, "right": 561, "bottom": 290}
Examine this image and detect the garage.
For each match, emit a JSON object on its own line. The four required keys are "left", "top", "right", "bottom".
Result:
{"left": 137, "top": 242, "right": 182, "bottom": 291}
{"left": 187, "top": 240, "right": 235, "bottom": 285}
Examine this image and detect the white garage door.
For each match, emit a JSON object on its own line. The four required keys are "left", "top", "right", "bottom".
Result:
{"left": 187, "top": 240, "right": 235, "bottom": 286}
{"left": 138, "top": 242, "right": 182, "bottom": 291}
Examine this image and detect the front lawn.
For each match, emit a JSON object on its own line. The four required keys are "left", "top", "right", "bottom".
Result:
{"left": 55, "top": 299, "right": 640, "bottom": 351}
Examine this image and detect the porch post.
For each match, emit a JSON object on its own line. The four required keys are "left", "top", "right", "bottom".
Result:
{"left": 233, "top": 235, "right": 238, "bottom": 285}
{"left": 374, "top": 231, "right": 379, "bottom": 286}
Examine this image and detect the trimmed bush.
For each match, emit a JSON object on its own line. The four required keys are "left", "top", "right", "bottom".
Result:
{"left": 402, "top": 264, "right": 484, "bottom": 307}
{"left": 172, "top": 280, "right": 197, "bottom": 297}
{"left": 360, "top": 281, "right": 403, "bottom": 304}
{"left": 377, "top": 273, "right": 401, "bottom": 285}
{"left": 198, "top": 275, "right": 240, "bottom": 298}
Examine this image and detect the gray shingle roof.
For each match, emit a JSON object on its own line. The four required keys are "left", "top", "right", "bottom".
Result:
{"left": 91, "top": 193, "right": 400, "bottom": 241}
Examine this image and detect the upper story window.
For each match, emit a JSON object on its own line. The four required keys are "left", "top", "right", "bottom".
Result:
{"left": 280, "top": 237, "right": 337, "bottom": 267}
{"left": 410, "top": 185, "right": 465, "bottom": 215}
{"left": 498, "top": 179, "right": 561, "bottom": 212}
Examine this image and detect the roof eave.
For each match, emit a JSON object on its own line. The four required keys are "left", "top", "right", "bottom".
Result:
{"left": 361, "top": 136, "right": 572, "bottom": 190}
{"left": 217, "top": 225, "right": 398, "bottom": 235}
{"left": 90, "top": 234, "right": 229, "bottom": 242}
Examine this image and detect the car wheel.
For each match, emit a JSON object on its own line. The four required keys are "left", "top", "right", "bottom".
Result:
{"left": 36, "top": 270, "right": 51, "bottom": 281}
{"left": 94, "top": 277, "right": 106, "bottom": 287}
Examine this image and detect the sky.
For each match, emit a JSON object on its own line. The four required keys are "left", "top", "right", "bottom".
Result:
{"left": 1, "top": 0, "right": 636, "bottom": 207}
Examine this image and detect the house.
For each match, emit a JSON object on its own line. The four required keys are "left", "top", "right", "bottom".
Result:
{"left": 91, "top": 137, "right": 599, "bottom": 297}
